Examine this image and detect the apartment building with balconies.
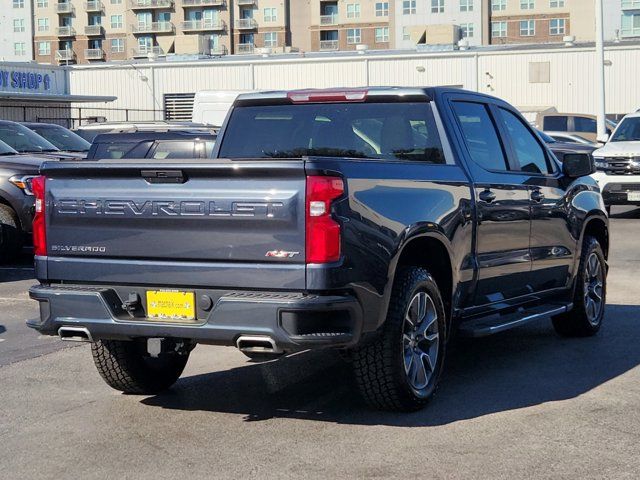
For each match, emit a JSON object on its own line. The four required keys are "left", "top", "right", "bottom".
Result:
{"left": 392, "top": 0, "right": 488, "bottom": 49}
{"left": 1, "top": 0, "right": 35, "bottom": 61}
{"left": 304, "top": 0, "right": 393, "bottom": 52}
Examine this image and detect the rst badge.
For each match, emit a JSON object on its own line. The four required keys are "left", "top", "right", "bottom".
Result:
{"left": 265, "top": 250, "right": 300, "bottom": 258}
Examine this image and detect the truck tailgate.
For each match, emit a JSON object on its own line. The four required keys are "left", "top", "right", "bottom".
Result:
{"left": 40, "top": 159, "right": 306, "bottom": 289}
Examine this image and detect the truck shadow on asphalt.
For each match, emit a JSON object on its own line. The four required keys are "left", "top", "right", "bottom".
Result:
{"left": 142, "top": 303, "right": 640, "bottom": 427}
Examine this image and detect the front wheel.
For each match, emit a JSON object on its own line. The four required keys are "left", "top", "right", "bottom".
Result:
{"left": 352, "top": 267, "right": 446, "bottom": 412}
{"left": 91, "top": 339, "right": 190, "bottom": 394}
{"left": 552, "top": 236, "right": 606, "bottom": 337}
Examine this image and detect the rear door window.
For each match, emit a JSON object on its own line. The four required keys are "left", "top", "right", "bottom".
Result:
{"left": 543, "top": 116, "right": 568, "bottom": 131}
{"left": 574, "top": 116, "right": 597, "bottom": 133}
{"left": 218, "top": 102, "right": 447, "bottom": 164}
{"left": 452, "top": 101, "right": 509, "bottom": 172}
{"left": 150, "top": 141, "right": 195, "bottom": 159}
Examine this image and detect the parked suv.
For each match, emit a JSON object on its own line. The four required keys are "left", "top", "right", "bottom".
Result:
{"left": 86, "top": 131, "right": 217, "bottom": 160}
{"left": 538, "top": 112, "right": 616, "bottom": 143}
{"left": 591, "top": 111, "right": 640, "bottom": 212}
{"left": 22, "top": 122, "right": 90, "bottom": 156}
{"left": 0, "top": 120, "right": 84, "bottom": 160}
{"left": 28, "top": 88, "right": 608, "bottom": 411}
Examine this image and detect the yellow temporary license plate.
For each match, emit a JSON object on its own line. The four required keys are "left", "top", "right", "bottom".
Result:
{"left": 146, "top": 290, "right": 196, "bottom": 322}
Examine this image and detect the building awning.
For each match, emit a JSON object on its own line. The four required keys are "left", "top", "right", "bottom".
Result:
{"left": 0, "top": 92, "right": 117, "bottom": 103}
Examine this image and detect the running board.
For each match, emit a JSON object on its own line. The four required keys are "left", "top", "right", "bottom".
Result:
{"left": 458, "top": 303, "right": 572, "bottom": 338}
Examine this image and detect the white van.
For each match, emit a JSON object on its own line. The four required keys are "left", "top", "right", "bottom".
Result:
{"left": 191, "top": 90, "right": 253, "bottom": 127}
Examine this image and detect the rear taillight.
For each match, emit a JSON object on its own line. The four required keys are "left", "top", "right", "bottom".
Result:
{"left": 32, "top": 176, "right": 46, "bottom": 257}
{"left": 306, "top": 175, "right": 344, "bottom": 264}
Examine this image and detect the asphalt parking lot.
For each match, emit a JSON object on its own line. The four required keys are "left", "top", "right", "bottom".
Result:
{"left": 1, "top": 209, "right": 640, "bottom": 479}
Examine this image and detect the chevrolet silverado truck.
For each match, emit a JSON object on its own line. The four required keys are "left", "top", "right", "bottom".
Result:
{"left": 28, "top": 87, "right": 609, "bottom": 412}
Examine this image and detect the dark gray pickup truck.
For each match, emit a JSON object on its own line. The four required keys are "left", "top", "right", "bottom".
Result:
{"left": 28, "top": 87, "right": 609, "bottom": 411}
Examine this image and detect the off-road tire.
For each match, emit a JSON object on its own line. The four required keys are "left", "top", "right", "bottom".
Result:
{"left": 91, "top": 339, "right": 189, "bottom": 394}
{"left": 352, "top": 267, "right": 447, "bottom": 412}
{"left": 0, "top": 204, "right": 22, "bottom": 262}
{"left": 552, "top": 236, "right": 606, "bottom": 337}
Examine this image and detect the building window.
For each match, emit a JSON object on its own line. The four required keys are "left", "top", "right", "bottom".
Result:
{"left": 549, "top": 18, "right": 566, "bottom": 35}
{"left": 460, "top": 0, "right": 473, "bottom": 12}
{"left": 263, "top": 7, "right": 276, "bottom": 22}
{"left": 110, "top": 15, "right": 123, "bottom": 28}
{"left": 13, "top": 0, "right": 24, "bottom": 7}
{"left": 621, "top": 12, "right": 640, "bottom": 37}
{"left": 492, "top": 21, "right": 507, "bottom": 37}
{"left": 492, "top": 0, "right": 506, "bottom": 10}
{"left": 263, "top": 31, "right": 277, "bottom": 47}
{"left": 36, "top": 0, "right": 48, "bottom": 6}
{"left": 521, "top": 0, "right": 534, "bottom": 9}
{"left": 347, "top": 3, "right": 361, "bottom": 18}
{"left": 375, "top": 2, "right": 389, "bottom": 16}
{"left": 431, "top": 0, "right": 445, "bottom": 13}
{"left": 460, "top": 23, "right": 474, "bottom": 38}
{"left": 111, "top": 38, "right": 125, "bottom": 52}
{"left": 402, "top": 26, "right": 411, "bottom": 40}
{"left": 37, "top": 18, "right": 49, "bottom": 31}
{"left": 110, "top": 0, "right": 122, "bottom": 3}
{"left": 520, "top": 19, "right": 535, "bottom": 36}
{"left": 14, "top": 42, "right": 26, "bottom": 55}
{"left": 550, "top": 0, "right": 565, "bottom": 6}
{"left": 375, "top": 26, "right": 389, "bottom": 42}
{"left": 13, "top": 19, "right": 25, "bottom": 32}
{"left": 38, "top": 41, "right": 51, "bottom": 55}
{"left": 347, "top": 28, "right": 361, "bottom": 44}
{"left": 403, "top": 0, "right": 416, "bottom": 14}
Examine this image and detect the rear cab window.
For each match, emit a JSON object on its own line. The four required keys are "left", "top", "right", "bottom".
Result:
{"left": 218, "top": 102, "right": 448, "bottom": 164}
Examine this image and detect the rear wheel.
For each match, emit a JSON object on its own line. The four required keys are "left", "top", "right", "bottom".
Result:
{"left": 352, "top": 267, "right": 446, "bottom": 412}
{"left": 0, "top": 204, "right": 22, "bottom": 262}
{"left": 552, "top": 236, "right": 606, "bottom": 337}
{"left": 91, "top": 339, "right": 190, "bottom": 394}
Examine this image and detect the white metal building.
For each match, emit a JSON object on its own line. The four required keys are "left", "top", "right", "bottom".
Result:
{"left": 0, "top": 0, "right": 34, "bottom": 61}
{"left": 66, "top": 41, "right": 640, "bottom": 123}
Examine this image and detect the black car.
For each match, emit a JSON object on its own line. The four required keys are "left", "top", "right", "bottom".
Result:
{"left": 537, "top": 129, "right": 597, "bottom": 163}
{"left": 0, "top": 120, "right": 84, "bottom": 160}
{"left": 22, "top": 122, "right": 91, "bottom": 156}
{"left": 86, "top": 130, "right": 217, "bottom": 160}
{"left": 0, "top": 140, "right": 50, "bottom": 259}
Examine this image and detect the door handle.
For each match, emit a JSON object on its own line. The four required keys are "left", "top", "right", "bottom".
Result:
{"left": 531, "top": 190, "right": 545, "bottom": 203}
{"left": 478, "top": 189, "right": 496, "bottom": 203}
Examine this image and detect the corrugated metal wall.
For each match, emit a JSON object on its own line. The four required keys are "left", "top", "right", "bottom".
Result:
{"left": 68, "top": 44, "right": 640, "bottom": 119}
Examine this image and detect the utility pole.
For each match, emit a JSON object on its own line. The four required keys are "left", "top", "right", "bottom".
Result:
{"left": 595, "top": 0, "right": 607, "bottom": 141}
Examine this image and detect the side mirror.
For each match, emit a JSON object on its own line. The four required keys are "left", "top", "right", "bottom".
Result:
{"left": 597, "top": 132, "right": 610, "bottom": 144}
{"left": 563, "top": 153, "right": 595, "bottom": 178}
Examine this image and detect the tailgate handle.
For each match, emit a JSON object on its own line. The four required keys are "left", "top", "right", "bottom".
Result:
{"left": 141, "top": 170, "right": 186, "bottom": 184}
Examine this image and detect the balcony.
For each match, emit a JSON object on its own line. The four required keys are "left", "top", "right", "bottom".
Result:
{"left": 84, "top": 0, "right": 103, "bottom": 11}
{"left": 84, "top": 24, "right": 104, "bottom": 35}
{"left": 132, "top": 21, "right": 175, "bottom": 34}
{"left": 181, "top": 19, "right": 226, "bottom": 31}
{"left": 55, "top": 49, "right": 76, "bottom": 62}
{"left": 56, "top": 26, "right": 76, "bottom": 36}
{"left": 85, "top": 48, "right": 105, "bottom": 60}
{"left": 236, "top": 0, "right": 256, "bottom": 5}
{"left": 132, "top": 46, "right": 165, "bottom": 57}
{"left": 210, "top": 44, "right": 227, "bottom": 55}
{"left": 236, "top": 43, "right": 254, "bottom": 54}
{"left": 320, "top": 14, "right": 338, "bottom": 25}
{"left": 235, "top": 18, "right": 257, "bottom": 29}
{"left": 182, "top": 0, "right": 224, "bottom": 6}
{"left": 130, "top": 0, "right": 173, "bottom": 9}
{"left": 55, "top": 2, "right": 75, "bottom": 13}
{"left": 319, "top": 39, "right": 339, "bottom": 51}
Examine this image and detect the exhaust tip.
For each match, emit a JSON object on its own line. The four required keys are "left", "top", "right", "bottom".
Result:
{"left": 58, "top": 326, "right": 93, "bottom": 343}
{"left": 236, "top": 335, "right": 282, "bottom": 355}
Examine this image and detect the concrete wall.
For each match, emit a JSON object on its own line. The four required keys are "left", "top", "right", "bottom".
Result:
{"left": 67, "top": 42, "right": 640, "bottom": 120}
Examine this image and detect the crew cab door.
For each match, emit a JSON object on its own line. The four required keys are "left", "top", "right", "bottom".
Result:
{"left": 493, "top": 106, "right": 576, "bottom": 293}
{"left": 448, "top": 98, "right": 533, "bottom": 306}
